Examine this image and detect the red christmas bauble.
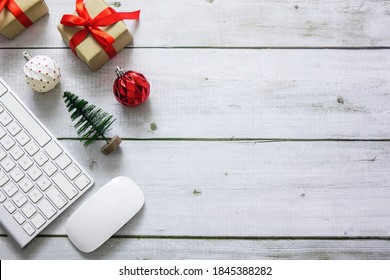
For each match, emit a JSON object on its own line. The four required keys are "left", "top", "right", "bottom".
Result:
{"left": 113, "top": 66, "right": 150, "bottom": 107}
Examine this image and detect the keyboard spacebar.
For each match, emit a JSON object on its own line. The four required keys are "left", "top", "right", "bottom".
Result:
{"left": 0, "top": 91, "right": 51, "bottom": 147}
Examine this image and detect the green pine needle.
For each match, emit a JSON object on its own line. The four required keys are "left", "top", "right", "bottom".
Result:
{"left": 63, "top": 91, "right": 116, "bottom": 147}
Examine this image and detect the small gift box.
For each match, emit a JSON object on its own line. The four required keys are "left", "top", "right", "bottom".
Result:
{"left": 0, "top": 0, "right": 48, "bottom": 39}
{"left": 57, "top": 0, "right": 140, "bottom": 71}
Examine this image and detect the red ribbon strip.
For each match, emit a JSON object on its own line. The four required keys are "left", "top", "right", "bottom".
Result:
{"left": 60, "top": 0, "right": 140, "bottom": 58}
{"left": 0, "top": 0, "right": 34, "bottom": 28}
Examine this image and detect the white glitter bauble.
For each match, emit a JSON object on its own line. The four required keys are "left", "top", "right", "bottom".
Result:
{"left": 23, "top": 51, "right": 61, "bottom": 93}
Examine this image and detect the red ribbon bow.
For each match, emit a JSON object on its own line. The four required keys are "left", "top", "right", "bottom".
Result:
{"left": 60, "top": 0, "right": 140, "bottom": 58}
{"left": 0, "top": 0, "right": 33, "bottom": 28}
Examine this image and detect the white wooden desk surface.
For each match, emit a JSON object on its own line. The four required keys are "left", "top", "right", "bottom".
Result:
{"left": 1, "top": 0, "right": 390, "bottom": 259}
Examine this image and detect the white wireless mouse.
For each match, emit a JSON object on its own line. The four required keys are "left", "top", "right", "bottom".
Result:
{"left": 66, "top": 176, "right": 145, "bottom": 253}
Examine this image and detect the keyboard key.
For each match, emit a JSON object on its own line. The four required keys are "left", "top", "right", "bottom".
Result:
{"left": 28, "top": 188, "right": 43, "bottom": 203}
{"left": 37, "top": 176, "right": 51, "bottom": 191}
{"left": 0, "top": 135, "right": 16, "bottom": 150}
{"left": 27, "top": 166, "right": 42, "bottom": 181}
{"left": 31, "top": 213, "right": 46, "bottom": 229}
{"left": 0, "top": 170, "right": 9, "bottom": 186}
{"left": 37, "top": 198, "right": 57, "bottom": 219}
{"left": 4, "top": 182, "right": 18, "bottom": 197}
{"left": 0, "top": 147, "right": 6, "bottom": 160}
{"left": 13, "top": 211, "right": 26, "bottom": 225}
{"left": 45, "top": 141, "right": 62, "bottom": 159}
{"left": 12, "top": 192, "right": 28, "bottom": 207}
{"left": 52, "top": 172, "right": 78, "bottom": 200}
{"left": 42, "top": 162, "right": 57, "bottom": 176}
{"left": 10, "top": 167, "right": 24, "bottom": 182}
{"left": 6, "top": 121, "right": 22, "bottom": 136}
{"left": 24, "top": 141, "right": 39, "bottom": 156}
{"left": 55, "top": 154, "right": 72, "bottom": 170}
{"left": 74, "top": 174, "right": 91, "bottom": 190}
{"left": 0, "top": 127, "right": 6, "bottom": 138}
{"left": 4, "top": 200, "right": 16, "bottom": 213}
{"left": 0, "top": 104, "right": 3, "bottom": 112}
{"left": 0, "top": 81, "right": 7, "bottom": 96}
{"left": 65, "top": 164, "right": 81, "bottom": 180}
{"left": 19, "top": 177, "right": 34, "bottom": 193}
{"left": 0, "top": 190, "right": 6, "bottom": 202}
{"left": 0, "top": 91, "right": 51, "bottom": 147}
{"left": 46, "top": 187, "right": 67, "bottom": 209}
{"left": 22, "top": 202, "right": 37, "bottom": 218}
{"left": 9, "top": 145, "right": 24, "bottom": 160}
{"left": 1, "top": 157, "right": 15, "bottom": 172}
{"left": 0, "top": 111, "right": 12, "bottom": 126}
{"left": 15, "top": 131, "right": 30, "bottom": 146}
{"left": 33, "top": 151, "right": 49, "bottom": 166}
{"left": 22, "top": 223, "right": 35, "bottom": 236}
{"left": 19, "top": 155, "right": 33, "bottom": 170}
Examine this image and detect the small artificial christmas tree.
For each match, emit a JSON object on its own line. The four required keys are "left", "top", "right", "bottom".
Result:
{"left": 63, "top": 91, "right": 122, "bottom": 155}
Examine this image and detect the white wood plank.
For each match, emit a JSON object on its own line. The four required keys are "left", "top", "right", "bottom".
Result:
{"left": 1, "top": 49, "right": 390, "bottom": 139}
{"left": 1, "top": 0, "right": 390, "bottom": 47}
{"left": 1, "top": 140, "right": 389, "bottom": 237}
{"left": 1, "top": 236, "right": 389, "bottom": 260}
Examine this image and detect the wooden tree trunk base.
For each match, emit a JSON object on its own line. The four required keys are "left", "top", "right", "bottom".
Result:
{"left": 101, "top": 135, "right": 122, "bottom": 155}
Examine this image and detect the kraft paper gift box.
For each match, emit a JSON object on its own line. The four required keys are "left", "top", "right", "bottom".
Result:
{"left": 0, "top": 0, "right": 48, "bottom": 39}
{"left": 57, "top": 0, "right": 138, "bottom": 71}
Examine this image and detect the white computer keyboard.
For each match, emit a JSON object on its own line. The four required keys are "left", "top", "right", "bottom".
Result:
{"left": 0, "top": 78, "right": 94, "bottom": 248}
